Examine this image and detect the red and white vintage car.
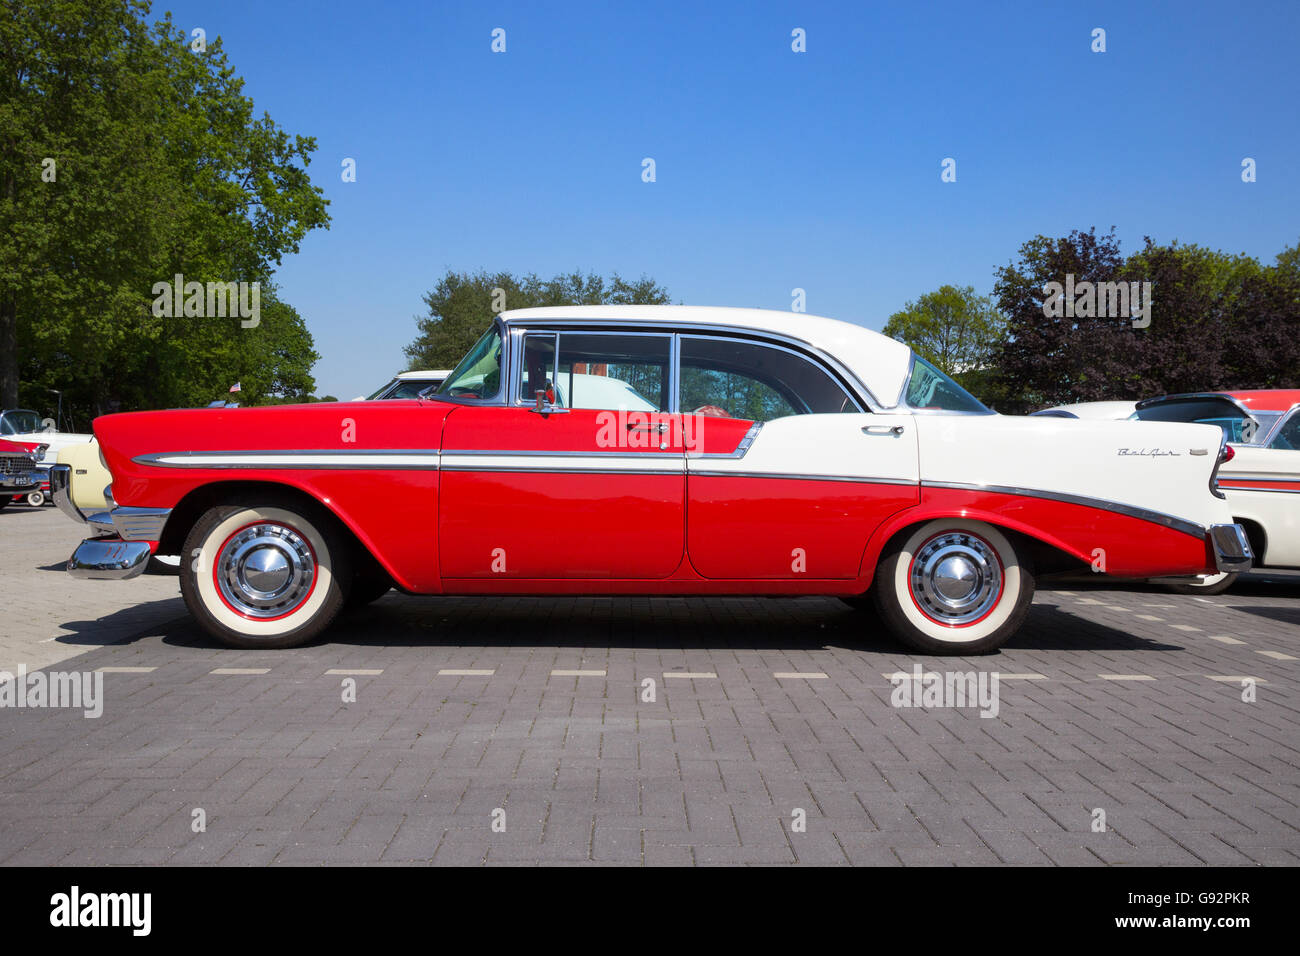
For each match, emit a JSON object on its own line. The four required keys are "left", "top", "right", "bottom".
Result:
{"left": 0, "top": 437, "right": 48, "bottom": 509}
{"left": 51, "top": 306, "right": 1252, "bottom": 654}
{"left": 1133, "top": 389, "right": 1300, "bottom": 592}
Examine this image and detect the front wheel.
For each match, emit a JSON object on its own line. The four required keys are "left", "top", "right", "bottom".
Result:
{"left": 180, "top": 497, "right": 352, "bottom": 649}
{"left": 873, "top": 520, "right": 1034, "bottom": 655}
{"left": 26, "top": 491, "right": 46, "bottom": 507}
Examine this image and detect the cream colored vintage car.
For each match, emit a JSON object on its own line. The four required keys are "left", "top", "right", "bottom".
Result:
{"left": 56, "top": 439, "right": 112, "bottom": 512}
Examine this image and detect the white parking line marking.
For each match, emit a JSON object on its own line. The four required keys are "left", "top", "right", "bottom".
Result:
{"left": 1207, "top": 676, "right": 1268, "bottom": 683}
{"left": 325, "top": 669, "right": 384, "bottom": 676}
{"left": 1099, "top": 674, "right": 1156, "bottom": 681}
{"left": 210, "top": 668, "right": 270, "bottom": 675}
{"left": 551, "top": 669, "right": 606, "bottom": 677}
{"left": 1142, "top": 604, "right": 1178, "bottom": 608}
{"left": 1074, "top": 599, "right": 1105, "bottom": 605}
{"left": 438, "top": 668, "right": 495, "bottom": 676}
{"left": 1208, "top": 635, "right": 1247, "bottom": 645}
{"left": 1055, "top": 590, "right": 1077, "bottom": 596}
{"left": 1136, "top": 614, "right": 1164, "bottom": 622}
{"left": 774, "top": 671, "right": 828, "bottom": 679}
{"left": 1257, "top": 651, "right": 1297, "bottom": 661}
{"left": 1169, "top": 625, "right": 1201, "bottom": 632}
{"left": 663, "top": 672, "right": 717, "bottom": 679}
{"left": 95, "top": 666, "right": 157, "bottom": 673}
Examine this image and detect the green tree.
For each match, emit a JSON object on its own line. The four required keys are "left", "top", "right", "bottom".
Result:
{"left": 1, "top": 0, "right": 329, "bottom": 419}
{"left": 404, "top": 270, "right": 672, "bottom": 370}
{"left": 882, "top": 285, "right": 1006, "bottom": 401}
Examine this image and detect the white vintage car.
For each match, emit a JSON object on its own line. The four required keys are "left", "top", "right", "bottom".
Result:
{"left": 56, "top": 306, "right": 1251, "bottom": 653}
{"left": 1030, "top": 401, "right": 1139, "bottom": 420}
{"left": 0, "top": 408, "right": 94, "bottom": 466}
{"left": 1133, "top": 390, "right": 1299, "bottom": 592}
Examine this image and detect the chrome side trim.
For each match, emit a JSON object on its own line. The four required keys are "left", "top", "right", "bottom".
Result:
{"left": 920, "top": 479, "right": 1207, "bottom": 539}
{"left": 50, "top": 464, "right": 86, "bottom": 524}
{"left": 441, "top": 449, "right": 679, "bottom": 460}
{"left": 692, "top": 422, "right": 763, "bottom": 460}
{"left": 67, "top": 537, "right": 152, "bottom": 580}
{"left": 439, "top": 465, "right": 680, "bottom": 476}
{"left": 690, "top": 470, "right": 916, "bottom": 485}
{"left": 134, "top": 450, "right": 442, "bottom": 469}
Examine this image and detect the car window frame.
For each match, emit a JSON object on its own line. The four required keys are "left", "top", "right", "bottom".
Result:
{"left": 676, "top": 332, "right": 863, "bottom": 419}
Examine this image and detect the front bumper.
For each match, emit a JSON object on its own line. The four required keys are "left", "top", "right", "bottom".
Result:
{"left": 1209, "top": 523, "right": 1253, "bottom": 573}
{"left": 67, "top": 537, "right": 152, "bottom": 580}
{"left": 1, "top": 469, "right": 44, "bottom": 492}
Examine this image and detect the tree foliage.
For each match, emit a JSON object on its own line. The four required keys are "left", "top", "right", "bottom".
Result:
{"left": 1, "top": 0, "right": 329, "bottom": 424}
{"left": 404, "top": 270, "right": 672, "bottom": 371}
{"left": 989, "top": 229, "right": 1300, "bottom": 413}
{"left": 881, "top": 284, "right": 1005, "bottom": 402}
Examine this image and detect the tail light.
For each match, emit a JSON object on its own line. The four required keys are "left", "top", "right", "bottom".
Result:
{"left": 1220, "top": 444, "right": 1235, "bottom": 463}
{"left": 1210, "top": 437, "right": 1232, "bottom": 498}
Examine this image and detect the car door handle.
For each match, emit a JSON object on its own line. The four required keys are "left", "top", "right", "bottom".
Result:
{"left": 862, "top": 424, "right": 905, "bottom": 436}
{"left": 627, "top": 422, "right": 668, "bottom": 432}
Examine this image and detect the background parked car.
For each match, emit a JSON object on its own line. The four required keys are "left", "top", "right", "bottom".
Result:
{"left": 0, "top": 436, "right": 48, "bottom": 511}
{"left": 1134, "top": 389, "right": 1300, "bottom": 592}
{"left": 1030, "top": 401, "right": 1138, "bottom": 420}
{"left": 352, "top": 370, "right": 452, "bottom": 401}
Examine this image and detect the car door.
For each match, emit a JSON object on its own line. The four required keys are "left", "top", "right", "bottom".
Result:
{"left": 438, "top": 329, "right": 687, "bottom": 580}
{"left": 682, "top": 334, "right": 919, "bottom": 579}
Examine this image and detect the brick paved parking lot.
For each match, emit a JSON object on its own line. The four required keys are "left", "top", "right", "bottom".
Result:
{"left": 2, "top": 507, "right": 1298, "bottom": 865}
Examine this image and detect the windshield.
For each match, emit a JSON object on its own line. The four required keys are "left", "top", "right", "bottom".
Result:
{"left": 435, "top": 325, "right": 503, "bottom": 400}
{"left": 0, "top": 409, "right": 45, "bottom": 435}
{"left": 903, "top": 356, "right": 990, "bottom": 413}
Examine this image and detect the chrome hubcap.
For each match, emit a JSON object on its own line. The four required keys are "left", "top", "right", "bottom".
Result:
{"left": 910, "top": 532, "right": 1001, "bottom": 625}
{"left": 216, "top": 523, "right": 315, "bottom": 618}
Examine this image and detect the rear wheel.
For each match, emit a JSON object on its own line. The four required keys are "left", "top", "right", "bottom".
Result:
{"left": 26, "top": 491, "right": 45, "bottom": 507}
{"left": 873, "top": 520, "right": 1034, "bottom": 655}
{"left": 180, "top": 497, "right": 351, "bottom": 649}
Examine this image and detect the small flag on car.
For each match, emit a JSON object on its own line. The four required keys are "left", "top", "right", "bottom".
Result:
{"left": 229, "top": 382, "right": 241, "bottom": 393}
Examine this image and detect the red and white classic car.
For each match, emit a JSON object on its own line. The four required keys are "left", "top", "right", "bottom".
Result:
{"left": 0, "top": 437, "right": 48, "bottom": 509}
{"left": 51, "top": 306, "right": 1252, "bottom": 654}
{"left": 1133, "top": 389, "right": 1300, "bottom": 592}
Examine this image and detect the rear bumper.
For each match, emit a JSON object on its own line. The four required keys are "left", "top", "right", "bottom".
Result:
{"left": 67, "top": 537, "right": 152, "bottom": 580}
{"left": 1209, "top": 523, "right": 1253, "bottom": 573}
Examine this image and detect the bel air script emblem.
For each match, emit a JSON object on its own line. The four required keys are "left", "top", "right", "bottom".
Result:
{"left": 1117, "top": 447, "right": 1181, "bottom": 458}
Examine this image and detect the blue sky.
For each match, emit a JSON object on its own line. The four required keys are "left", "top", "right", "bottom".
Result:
{"left": 151, "top": 0, "right": 1300, "bottom": 399}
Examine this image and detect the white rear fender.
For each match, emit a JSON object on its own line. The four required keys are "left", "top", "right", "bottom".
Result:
{"left": 913, "top": 415, "right": 1234, "bottom": 533}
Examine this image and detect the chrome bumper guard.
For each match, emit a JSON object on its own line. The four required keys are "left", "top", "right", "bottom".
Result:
{"left": 1209, "top": 523, "right": 1253, "bottom": 573}
{"left": 51, "top": 465, "right": 170, "bottom": 540}
{"left": 67, "top": 537, "right": 153, "bottom": 580}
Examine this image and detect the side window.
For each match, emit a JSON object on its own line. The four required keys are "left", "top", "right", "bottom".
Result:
{"left": 519, "top": 332, "right": 670, "bottom": 411}
{"left": 679, "top": 336, "right": 858, "bottom": 421}
{"left": 1269, "top": 412, "right": 1300, "bottom": 450}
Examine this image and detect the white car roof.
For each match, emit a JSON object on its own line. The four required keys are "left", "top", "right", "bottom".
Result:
{"left": 498, "top": 305, "right": 914, "bottom": 408}
{"left": 395, "top": 370, "right": 452, "bottom": 380}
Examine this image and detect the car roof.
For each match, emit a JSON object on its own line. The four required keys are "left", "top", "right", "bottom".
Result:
{"left": 497, "top": 305, "right": 914, "bottom": 407}
{"left": 395, "top": 370, "right": 451, "bottom": 380}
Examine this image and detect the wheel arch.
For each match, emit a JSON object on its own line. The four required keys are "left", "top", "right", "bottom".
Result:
{"left": 157, "top": 479, "right": 403, "bottom": 588}
{"left": 859, "top": 507, "right": 1088, "bottom": 586}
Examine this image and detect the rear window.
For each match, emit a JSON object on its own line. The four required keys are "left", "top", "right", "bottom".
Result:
{"left": 903, "top": 356, "right": 989, "bottom": 413}
{"left": 1133, "top": 398, "right": 1271, "bottom": 443}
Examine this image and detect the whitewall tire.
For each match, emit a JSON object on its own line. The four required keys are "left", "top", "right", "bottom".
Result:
{"left": 873, "top": 519, "right": 1034, "bottom": 654}
{"left": 180, "top": 498, "right": 352, "bottom": 649}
